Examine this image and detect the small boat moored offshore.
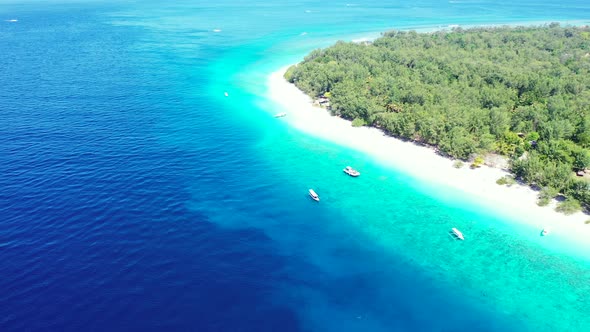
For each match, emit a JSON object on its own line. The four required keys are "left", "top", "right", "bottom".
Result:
{"left": 451, "top": 227, "right": 465, "bottom": 240}
{"left": 308, "top": 189, "right": 320, "bottom": 202}
{"left": 541, "top": 228, "right": 550, "bottom": 236}
{"left": 343, "top": 166, "right": 360, "bottom": 177}
{"left": 224, "top": 92, "right": 229, "bottom": 97}
{"left": 274, "top": 112, "right": 287, "bottom": 118}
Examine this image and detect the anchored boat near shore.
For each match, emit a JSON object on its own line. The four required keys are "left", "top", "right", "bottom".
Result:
{"left": 308, "top": 189, "right": 319, "bottom": 202}
{"left": 343, "top": 166, "right": 360, "bottom": 177}
{"left": 451, "top": 228, "right": 465, "bottom": 240}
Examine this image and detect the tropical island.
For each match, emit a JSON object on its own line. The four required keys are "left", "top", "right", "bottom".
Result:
{"left": 284, "top": 24, "right": 590, "bottom": 215}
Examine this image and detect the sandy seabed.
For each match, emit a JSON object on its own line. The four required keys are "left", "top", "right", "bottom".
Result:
{"left": 267, "top": 66, "right": 590, "bottom": 256}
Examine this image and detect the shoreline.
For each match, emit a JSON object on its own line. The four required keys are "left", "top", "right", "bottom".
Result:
{"left": 267, "top": 66, "right": 590, "bottom": 257}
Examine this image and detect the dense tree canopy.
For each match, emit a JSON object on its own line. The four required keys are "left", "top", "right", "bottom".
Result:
{"left": 286, "top": 24, "right": 590, "bottom": 210}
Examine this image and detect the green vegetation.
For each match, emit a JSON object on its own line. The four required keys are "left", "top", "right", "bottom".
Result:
{"left": 453, "top": 160, "right": 464, "bottom": 169}
{"left": 555, "top": 197, "right": 582, "bottom": 215}
{"left": 471, "top": 156, "right": 485, "bottom": 169}
{"left": 537, "top": 197, "right": 550, "bottom": 207}
{"left": 286, "top": 24, "right": 590, "bottom": 211}
{"left": 537, "top": 186, "right": 559, "bottom": 206}
{"left": 351, "top": 118, "right": 366, "bottom": 127}
{"left": 496, "top": 175, "right": 516, "bottom": 186}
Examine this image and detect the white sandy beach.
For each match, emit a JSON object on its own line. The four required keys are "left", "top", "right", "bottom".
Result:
{"left": 267, "top": 66, "right": 590, "bottom": 255}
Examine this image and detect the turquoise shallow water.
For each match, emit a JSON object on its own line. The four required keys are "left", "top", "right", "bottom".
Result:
{"left": 1, "top": 0, "right": 590, "bottom": 331}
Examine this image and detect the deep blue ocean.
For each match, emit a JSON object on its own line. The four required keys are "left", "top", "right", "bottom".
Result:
{"left": 1, "top": 1, "right": 590, "bottom": 331}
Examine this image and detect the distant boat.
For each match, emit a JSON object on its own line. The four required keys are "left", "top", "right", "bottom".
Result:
{"left": 451, "top": 228, "right": 465, "bottom": 240}
{"left": 541, "top": 228, "right": 550, "bottom": 236}
{"left": 274, "top": 112, "right": 287, "bottom": 118}
{"left": 309, "top": 189, "right": 319, "bottom": 202}
{"left": 224, "top": 92, "right": 229, "bottom": 97}
{"left": 343, "top": 166, "right": 360, "bottom": 177}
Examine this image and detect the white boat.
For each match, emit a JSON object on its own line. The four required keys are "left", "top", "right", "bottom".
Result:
{"left": 309, "top": 189, "right": 319, "bottom": 202}
{"left": 452, "top": 228, "right": 465, "bottom": 240}
{"left": 224, "top": 92, "right": 229, "bottom": 97}
{"left": 343, "top": 166, "right": 360, "bottom": 177}
{"left": 274, "top": 112, "right": 287, "bottom": 118}
{"left": 541, "top": 228, "right": 550, "bottom": 236}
